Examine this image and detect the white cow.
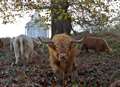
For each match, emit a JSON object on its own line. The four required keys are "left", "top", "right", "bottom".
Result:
{"left": 12, "top": 35, "right": 34, "bottom": 64}
{"left": 10, "top": 37, "right": 15, "bottom": 51}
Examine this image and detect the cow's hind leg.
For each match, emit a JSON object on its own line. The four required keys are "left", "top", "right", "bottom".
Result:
{"left": 81, "top": 44, "right": 89, "bottom": 53}
{"left": 15, "top": 56, "right": 19, "bottom": 64}
{"left": 24, "top": 52, "right": 31, "bottom": 65}
{"left": 13, "top": 42, "right": 20, "bottom": 65}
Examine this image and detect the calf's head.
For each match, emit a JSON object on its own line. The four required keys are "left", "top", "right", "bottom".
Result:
{"left": 48, "top": 40, "right": 75, "bottom": 63}
{"left": 48, "top": 36, "right": 82, "bottom": 63}
{"left": 38, "top": 33, "right": 82, "bottom": 63}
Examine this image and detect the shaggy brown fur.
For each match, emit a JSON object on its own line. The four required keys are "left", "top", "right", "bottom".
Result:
{"left": 81, "top": 36, "right": 112, "bottom": 53}
{"left": 48, "top": 33, "right": 78, "bottom": 79}
{"left": 0, "top": 39, "right": 4, "bottom": 48}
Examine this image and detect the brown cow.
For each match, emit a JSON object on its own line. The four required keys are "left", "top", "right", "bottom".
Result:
{"left": 0, "top": 39, "right": 4, "bottom": 49}
{"left": 41, "top": 33, "right": 81, "bottom": 81}
{"left": 81, "top": 36, "right": 112, "bottom": 53}
{"left": 0, "top": 39, "right": 4, "bottom": 52}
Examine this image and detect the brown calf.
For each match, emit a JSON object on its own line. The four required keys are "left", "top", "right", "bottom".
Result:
{"left": 40, "top": 33, "right": 81, "bottom": 81}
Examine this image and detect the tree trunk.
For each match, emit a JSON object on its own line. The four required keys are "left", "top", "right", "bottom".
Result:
{"left": 51, "top": 0, "right": 72, "bottom": 38}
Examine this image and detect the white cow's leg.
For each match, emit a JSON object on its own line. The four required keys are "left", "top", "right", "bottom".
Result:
{"left": 13, "top": 41, "right": 20, "bottom": 64}
{"left": 25, "top": 53, "right": 30, "bottom": 64}
{"left": 14, "top": 48, "right": 20, "bottom": 64}
{"left": 15, "top": 56, "right": 19, "bottom": 64}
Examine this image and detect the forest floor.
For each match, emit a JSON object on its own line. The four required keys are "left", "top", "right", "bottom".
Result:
{"left": 0, "top": 34, "right": 120, "bottom": 87}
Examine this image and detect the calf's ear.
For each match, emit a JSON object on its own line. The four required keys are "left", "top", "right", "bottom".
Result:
{"left": 48, "top": 42, "right": 56, "bottom": 50}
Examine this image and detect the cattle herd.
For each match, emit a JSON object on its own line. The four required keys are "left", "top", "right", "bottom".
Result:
{"left": 0, "top": 33, "right": 115, "bottom": 86}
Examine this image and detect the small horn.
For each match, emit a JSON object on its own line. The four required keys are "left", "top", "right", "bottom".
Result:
{"left": 71, "top": 38, "right": 83, "bottom": 43}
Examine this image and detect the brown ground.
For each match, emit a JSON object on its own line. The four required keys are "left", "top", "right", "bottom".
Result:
{"left": 0, "top": 35, "right": 120, "bottom": 87}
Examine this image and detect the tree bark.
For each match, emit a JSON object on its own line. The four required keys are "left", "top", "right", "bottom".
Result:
{"left": 51, "top": 0, "right": 72, "bottom": 38}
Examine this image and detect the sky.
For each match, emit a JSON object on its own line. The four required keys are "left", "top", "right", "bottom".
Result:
{"left": 0, "top": 14, "right": 31, "bottom": 38}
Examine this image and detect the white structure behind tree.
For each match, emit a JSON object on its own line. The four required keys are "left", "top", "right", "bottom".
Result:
{"left": 25, "top": 11, "right": 49, "bottom": 38}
